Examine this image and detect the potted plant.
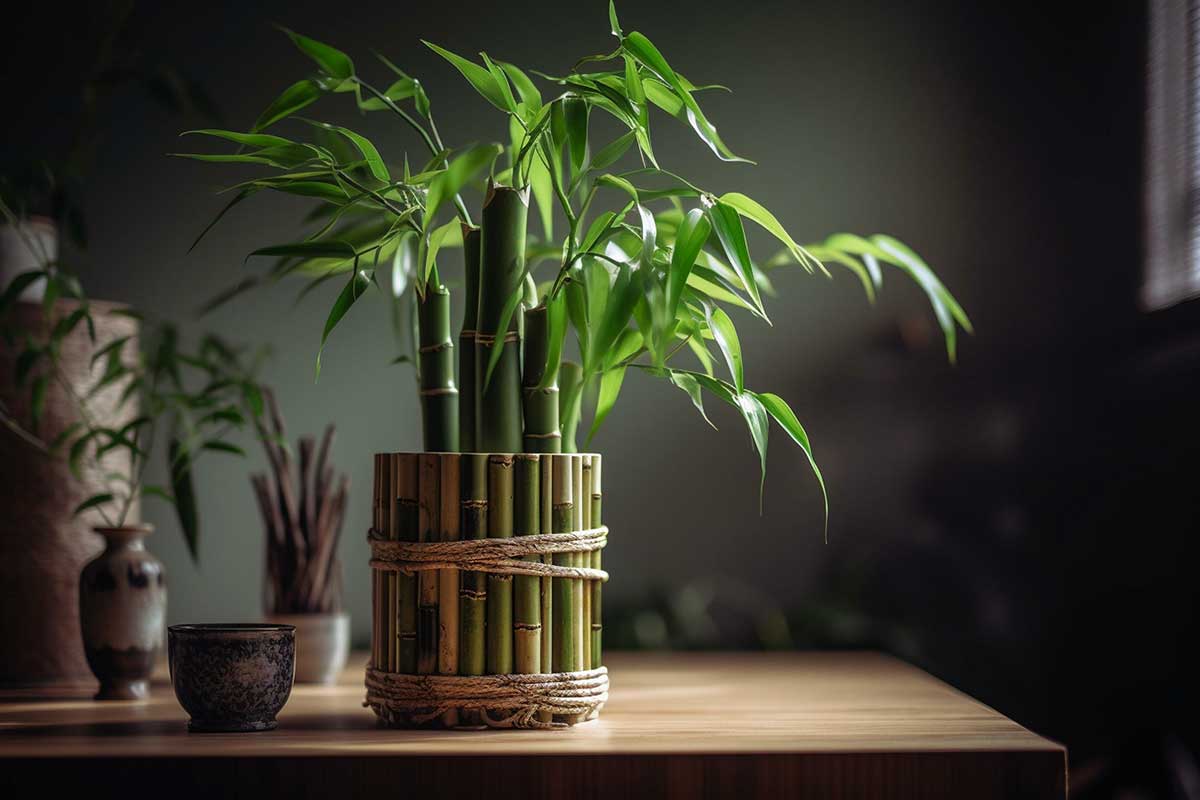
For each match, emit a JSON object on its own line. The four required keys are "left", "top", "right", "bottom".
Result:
{"left": 0, "top": 1, "right": 218, "bottom": 694}
{"left": 0, "top": 229, "right": 263, "bottom": 699}
{"left": 179, "top": 3, "right": 970, "bottom": 727}
{"left": 251, "top": 388, "right": 351, "bottom": 685}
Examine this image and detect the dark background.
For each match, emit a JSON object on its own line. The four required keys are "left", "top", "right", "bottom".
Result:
{"left": 5, "top": 1, "right": 1195, "bottom": 796}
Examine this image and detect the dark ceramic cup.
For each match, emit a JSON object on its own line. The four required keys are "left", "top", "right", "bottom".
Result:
{"left": 168, "top": 623, "right": 295, "bottom": 732}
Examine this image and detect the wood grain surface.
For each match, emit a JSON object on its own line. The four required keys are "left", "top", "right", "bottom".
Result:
{"left": 0, "top": 651, "right": 1065, "bottom": 799}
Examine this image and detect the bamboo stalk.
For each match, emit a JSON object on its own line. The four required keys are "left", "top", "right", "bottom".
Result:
{"left": 572, "top": 454, "right": 586, "bottom": 684}
{"left": 476, "top": 182, "right": 529, "bottom": 454}
{"left": 558, "top": 361, "right": 583, "bottom": 454}
{"left": 459, "top": 453, "right": 488, "bottom": 678}
{"left": 581, "top": 455, "right": 593, "bottom": 671}
{"left": 538, "top": 454, "right": 554, "bottom": 725}
{"left": 486, "top": 454, "right": 514, "bottom": 675}
{"left": 417, "top": 454, "right": 440, "bottom": 675}
{"left": 521, "top": 304, "right": 561, "bottom": 453}
{"left": 437, "top": 453, "right": 461, "bottom": 727}
{"left": 458, "top": 225, "right": 481, "bottom": 452}
{"left": 419, "top": 285, "right": 459, "bottom": 453}
{"left": 372, "top": 454, "right": 383, "bottom": 669}
{"left": 380, "top": 455, "right": 395, "bottom": 671}
{"left": 591, "top": 454, "right": 603, "bottom": 667}
{"left": 551, "top": 454, "right": 576, "bottom": 681}
{"left": 394, "top": 454, "right": 419, "bottom": 675}
{"left": 513, "top": 454, "right": 541, "bottom": 674}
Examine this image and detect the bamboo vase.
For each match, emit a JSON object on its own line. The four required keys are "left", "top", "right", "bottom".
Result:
{"left": 367, "top": 450, "right": 606, "bottom": 729}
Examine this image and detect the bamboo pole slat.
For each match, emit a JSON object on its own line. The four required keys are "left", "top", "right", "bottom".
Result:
{"left": 514, "top": 454, "right": 542, "bottom": 674}
{"left": 581, "top": 455, "right": 593, "bottom": 672}
{"left": 394, "top": 454, "right": 419, "bottom": 675}
{"left": 417, "top": 454, "right": 441, "bottom": 675}
{"left": 486, "top": 454, "right": 514, "bottom": 676}
{"left": 437, "top": 453, "right": 461, "bottom": 728}
{"left": 591, "top": 455, "right": 603, "bottom": 668}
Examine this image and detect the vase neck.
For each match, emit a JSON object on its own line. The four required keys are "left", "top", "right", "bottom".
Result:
{"left": 95, "top": 525, "right": 152, "bottom": 551}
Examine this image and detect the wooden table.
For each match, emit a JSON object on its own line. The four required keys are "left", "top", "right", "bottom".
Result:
{"left": 0, "top": 651, "right": 1064, "bottom": 799}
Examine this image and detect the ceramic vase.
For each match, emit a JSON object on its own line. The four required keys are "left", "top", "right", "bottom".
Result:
{"left": 79, "top": 524, "right": 166, "bottom": 700}
{"left": 264, "top": 612, "right": 349, "bottom": 685}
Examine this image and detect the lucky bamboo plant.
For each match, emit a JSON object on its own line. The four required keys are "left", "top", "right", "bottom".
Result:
{"left": 180, "top": 3, "right": 972, "bottom": 522}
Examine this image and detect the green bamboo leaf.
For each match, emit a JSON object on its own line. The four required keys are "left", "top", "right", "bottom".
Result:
{"left": 422, "top": 41, "right": 511, "bottom": 112}
{"left": 566, "top": 271, "right": 589, "bottom": 355}
{"left": 635, "top": 204, "right": 657, "bottom": 266}
{"left": 803, "top": 245, "right": 875, "bottom": 302}
{"left": 756, "top": 391, "right": 827, "bottom": 537}
{"left": 584, "top": 257, "right": 613, "bottom": 339}
{"left": 302, "top": 121, "right": 389, "bottom": 181}
{"left": 181, "top": 129, "right": 294, "bottom": 149}
{"left": 48, "top": 421, "right": 81, "bottom": 454}
{"left": 564, "top": 97, "right": 590, "bottom": 175}
{"left": 51, "top": 308, "right": 89, "bottom": 343}
{"left": 589, "top": 130, "right": 636, "bottom": 173}
{"left": 423, "top": 219, "right": 462, "bottom": 284}
{"left": 586, "top": 364, "right": 627, "bottom": 444}
{"left": 252, "top": 79, "right": 322, "bottom": 132}
{"left": 738, "top": 390, "right": 770, "bottom": 508}
{"left": 280, "top": 27, "right": 354, "bottom": 79}
{"left": 589, "top": 261, "right": 640, "bottom": 371}
{"left": 873, "top": 234, "right": 972, "bottom": 349}
{"left": 189, "top": 188, "right": 256, "bottom": 253}
{"left": 426, "top": 143, "right": 502, "bottom": 226}
{"left": 15, "top": 347, "right": 42, "bottom": 386}
{"left": 535, "top": 294, "right": 568, "bottom": 390}
{"left": 0, "top": 270, "right": 45, "bottom": 311}
{"left": 316, "top": 268, "right": 372, "bottom": 381}
{"left": 168, "top": 438, "right": 199, "bottom": 562}
{"left": 197, "top": 277, "right": 261, "bottom": 316}
{"left": 667, "top": 370, "right": 716, "bottom": 429}
{"left": 704, "top": 302, "right": 744, "bottom": 393}
{"left": 201, "top": 440, "right": 245, "bottom": 456}
{"left": 609, "top": 0, "right": 622, "bottom": 37}
{"left": 705, "top": 198, "right": 767, "bottom": 320}
{"left": 73, "top": 493, "right": 115, "bottom": 516}
{"left": 139, "top": 485, "right": 175, "bottom": 504}
{"left": 481, "top": 53, "right": 518, "bottom": 113}
{"left": 719, "top": 192, "right": 825, "bottom": 276}
{"left": 597, "top": 173, "right": 639, "bottom": 202}
{"left": 528, "top": 149, "right": 554, "bottom": 239}
{"left": 392, "top": 231, "right": 416, "bottom": 298}
{"left": 667, "top": 208, "right": 710, "bottom": 318}
{"left": 685, "top": 331, "right": 715, "bottom": 376}
{"left": 612, "top": 167, "right": 701, "bottom": 201}
{"left": 624, "top": 33, "right": 750, "bottom": 163}
{"left": 358, "top": 76, "right": 418, "bottom": 111}
{"left": 684, "top": 271, "right": 760, "bottom": 317}
{"left": 482, "top": 281, "right": 527, "bottom": 391}
{"left": 242, "top": 382, "right": 265, "bottom": 417}
{"left": 30, "top": 374, "right": 48, "bottom": 433}
{"left": 496, "top": 59, "right": 542, "bottom": 114}
{"left": 248, "top": 241, "right": 358, "bottom": 262}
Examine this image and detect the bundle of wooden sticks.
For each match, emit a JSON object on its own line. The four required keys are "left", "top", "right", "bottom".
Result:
{"left": 250, "top": 390, "right": 349, "bottom": 614}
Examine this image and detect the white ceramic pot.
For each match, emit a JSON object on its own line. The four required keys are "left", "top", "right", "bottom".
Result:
{"left": 264, "top": 612, "right": 349, "bottom": 685}
{"left": 0, "top": 218, "right": 57, "bottom": 301}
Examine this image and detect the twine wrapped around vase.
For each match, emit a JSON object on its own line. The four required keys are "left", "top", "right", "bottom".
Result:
{"left": 368, "top": 452, "right": 606, "bottom": 730}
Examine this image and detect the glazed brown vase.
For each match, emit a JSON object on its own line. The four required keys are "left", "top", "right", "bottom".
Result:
{"left": 79, "top": 525, "right": 166, "bottom": 700}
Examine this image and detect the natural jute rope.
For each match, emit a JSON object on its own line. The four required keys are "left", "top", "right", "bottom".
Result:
{"left": 365, "top": 524, "right": 610, "bottom": 728}
{"left": 367, "top": 525, "right": 610, "bottom": 581}
{"left": 364, "top": 665, "right": 609, "bottom": 729}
